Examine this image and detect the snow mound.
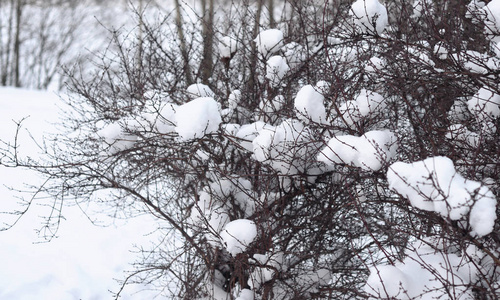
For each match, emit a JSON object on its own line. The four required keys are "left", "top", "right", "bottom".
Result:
{"left": 97, "top": 121, "right": 137, "bottom": 154}
{"left": 252, "top": 119, "right": 315, "bottom": 175}
{"left": 467, "top": 87, "right": 500, "bottom": 122}
{"left": 294, "top": 84, "right": 327, "bottom": 123}
{"left": 266, "top": 56, "right": 289, "bottom": 87}
{"left": 220, "top": 219, "right": 257, "bottom": 256}
{"left": 339, "top": 89, "right": 386, "bottom": 126}
{"left": 175, "top": 97, "right": 222, "bottom": 141}
{"left": 254, "top": 29, "right": 284, "bottom": 57}
{"left": 365, "top": 240, "right": 477, "bottom": 299}
{"left": 219, "top": 36, "right": 238, "bottom": 58}
{"left": 318, "top": 130, "right": 397, "bottom": 171}
{"left": 186, "top": 83, "right": 215, "bottom": 99}
{"left": 350, "top": 0, "right": 389, "bottom": 35}
{"left": 387, "top": 156, "right": 497, "bottom": 236}
{"left": 156, "top": 103, "right": 177, "bottom": 134}
{"left": 483, "top": 0, "right": 500, "bottom": 41}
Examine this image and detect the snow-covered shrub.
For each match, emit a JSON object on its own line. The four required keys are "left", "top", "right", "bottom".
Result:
{"left": 7, "top": 0, "right": 500, "bottom": 299}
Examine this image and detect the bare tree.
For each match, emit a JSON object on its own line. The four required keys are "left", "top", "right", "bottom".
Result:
{"left": 0, "top": 0, "right": 110, "bottom": 89}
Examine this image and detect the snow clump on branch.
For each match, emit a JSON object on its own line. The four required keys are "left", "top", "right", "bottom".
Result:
{"left": 220, "top": 219, "right": 258, "bottom": 256}
{"left": 467, "top": 86, "right": 500, "bottom": 122}
{"left": 318, "top": 130, "right": 398, "bottom": 171}
{"left": 349, "top": 0, "right": 389, "bottom": 35}
{"left": 266, "top": 56, "right": 289, "bottom": 87}
{"left": 218, "top": 36, "right": 238, "bottom": 58}
{"left": 365, "top": 239, "right": 478, "bottom": 299}
{"left": 338, "top": 89, "right": 386, "bottom": 127}
{"left": 254, "top": 29, "right": 284, "bottom": 58}
{"left": 175, "top": 97, "right": 222, "bottom": 141}
{"left": 294, "top": 84, "right": 327, "bottom": 124}
{"left": 387, "top": 156, "right": 497, "bottom": 237}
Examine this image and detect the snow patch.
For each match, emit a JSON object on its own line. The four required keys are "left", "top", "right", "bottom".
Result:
{"left": 186, "top": 83, "right": 215, "bottom": 99}
{"left": 350, "top": 0, "right": 389, "bottom": 35}
{"left": 266, "top": 56, "right": 289, "bottom": 87}
{"left": 175, "top": 97, "right": 222, "bottom": 141}
{"left": 220, "top": 219, "right": 258, "bottom": 256}
{"left": 254, "top": 29, "right": 284, "bottom": 57}
{"left": 294, "top": 84, "right": 327, "bottom": 124}
{"left": 318, "top": 130, "right": 397, "bottom": 171}
{"left": 387, "top": 156, "right": 497, "bottom": 236}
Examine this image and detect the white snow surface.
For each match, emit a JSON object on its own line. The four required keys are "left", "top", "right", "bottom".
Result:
{"left": 466, "top": 0, "right": 487, "bottom": 24}
{"left": 97, "top": 121, "right": 138, "bottom": 154}
{"left": 252, "top": 119, "right": 315, "bottom": 175}
{"left": 0, "top": 87, "right": 164, "bottom": 299}
{"left": 365, "top": 239, "right": 477, "bottom": 299}
{"left": 175, "top": 97, "right": 222, "bottom": 141}
{"left": 282, "top": 42, "right": 306, "bottom": 68}
{"left": 236, "top": 289, "right": 254, "bottom": 300}
{"left": 365, "top": 56, "right": 384, "bottom": 73}
{"left": 339, "top": 89, "right": 386, "bottom": 126}
{"left": 294, "top": 84, "right": 327, "bottom": 123}
{"left": 254, "top": 29, "right": 284, "bottom": 57}
{"left": 484, "top": 0, "right": 500, "bottom": 41}
{"left": 446, "top": 124, "right": 480, "bottom": 147}
{"left": 220, "top": 219, "right": 257, "bottom": 256}
{"left": 451, "top": 50, "right": 500, "bottom": 74}
{"left": 387, "top": 156, "right": 497, "bottom": 237}
{"left": 266, "top": 56, "right": 289, "bottom": 87}
{"left": 236, "top": 121, "right": 270, "bottom": 152}
{"left": 156, "top": 102, "right": 177, "bottom": 134}
{"left": 190, "top": 190, "right": 230, "bottom": 246}
{"left": 467, "top": 86, "right": 500, "bottom": 122}
{"left": 318, "top": 130, "right": 397, "bottom": 171}
{"left": 228, "top": 89, "right": 242, "bottom": 110}
{"left": 350, "top": 0, "right": 389, "bottom": 35}
{"left": 412, "top": 0, "right": 434, "bottom": 18}
{"left": 218, "top": 36, "right": 238, "bottom": 58}
{"left": 186, "top": 83, "right": 216, "bottom": 99}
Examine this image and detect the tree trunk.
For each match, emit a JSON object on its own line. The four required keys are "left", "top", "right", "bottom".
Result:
{"left": 136, "top": 0, "right": 144, "bottom": 71}
{"left": 245, "top": 0, "right": 264, "bottom": 109}
{"left": 268, "top": 0, "right": 275, "bottom": 27}
{"left": 199, "top": 0, "right": 214, "bottom": 83}
{"left": 174, "top": 0, "right": 194, "bottom": 85}
{"left": 13, "top": 0, "right": 22, "bottom": 87}
{"left": 1, "top": 0, "right": 15, "bottom": 86}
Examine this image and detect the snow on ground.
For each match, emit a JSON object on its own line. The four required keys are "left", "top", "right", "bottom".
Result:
{"left": 0, "top": 87, "right": 164, "bottom": 299}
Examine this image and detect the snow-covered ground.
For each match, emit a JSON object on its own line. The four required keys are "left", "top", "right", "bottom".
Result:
{"left": 0, "top": 88, "right": 164, "bottom": 299}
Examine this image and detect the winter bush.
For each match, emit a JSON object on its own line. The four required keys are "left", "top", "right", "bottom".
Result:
{"left": 2, "top": 0, "right": 500, "bottom": 299}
